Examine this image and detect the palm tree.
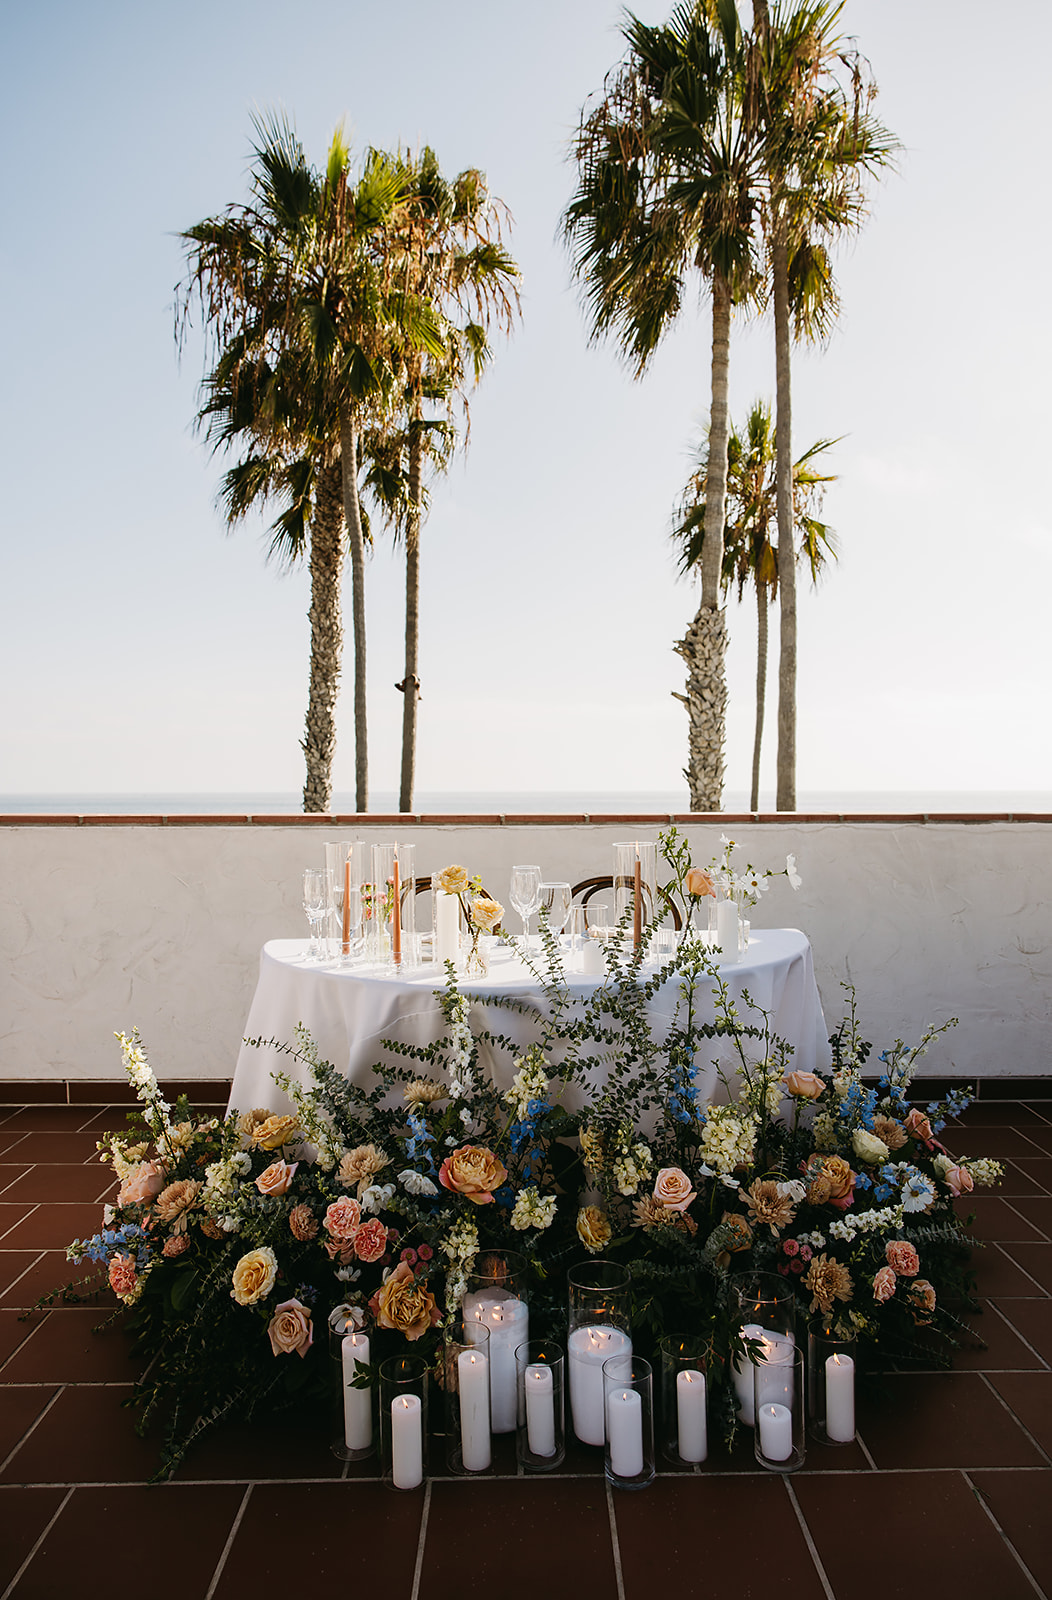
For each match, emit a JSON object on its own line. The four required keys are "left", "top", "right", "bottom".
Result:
{"left": 749, "top": 1, "right": 895, "bottom": 808}
{"left": 178, "top": 115, "right": 412, "bottom": 813}
{"left": 564, "top": 0, "right": 762, "bottom": 812}
{"left": 673, "top": 399, "right": 837, "bottom": 809}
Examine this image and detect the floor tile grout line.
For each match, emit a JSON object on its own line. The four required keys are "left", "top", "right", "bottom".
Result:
{"left": 0, "top": 1307, "right": 50, "bottom": 1378}
{"left": 0, "top": 1483, "right": 74, "bottom": 1600}
{"left": 203, "top": 1482, "right": 253, "bottom": 1600}
{"left": 0, "top": 1248, "right": 47, "bottom": 1301}
{"left": 1002, "top": 1196, "right": 1051, "bottom": 1242}
{"left": 854, "top": 1432, "right": 879, "bottom": 1471}
{"left": 408, "top": 1480, "right": 432, "bottom": 1600}
{"left": 0, "top": 1204, "right": 39, "bottom": 1245}
{"left": 784, "top": 1479, "right": 836, "bottom": 1600}
{"left": 604, "top": 1482, "right": 627, "bottom": 1600}
{"left": 993, "top": 1243, "right": 1051, "bottom": 1298}
{"left": 977, "top": 1371, "right": 1052, "bottom": 1468}
{"left": 963, "top": 1469, "right": 1047, "bottom": 1600}
{"left": 0, "top": 1381, "right": 66, "bottom": 1479}
{"left": 983, "top": 1297, "right": 1051, "bottom": 1371}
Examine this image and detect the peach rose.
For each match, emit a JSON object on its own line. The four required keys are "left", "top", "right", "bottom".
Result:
{"left": 909, "top": 1278, "right": 937, "bottom": 1315}
{"left": 943, "top": 1164, "right": 974, "bottom": 1197}
{"left": 255, "top": 1159, "right": 298, "bottom": 1197}
{"left": 784, "top": 1071, "right": 824, "bottom": 1101}
{"left": 904, "top": 1109, "right": 933, "bottom": 1144}
{"left": 437, "top": 865, "right": 470, "bottom": 895}
{"left": 685, "top": 867, "right": 715, "bottom": 898}
{"left": 885, "top": 1239, "right": 920, "bottom": 1276}
{"left": 369, "top": 1262, "right": 440, "bottom": 1341}
{"left": 324, "top": 1196, "right": 362, "bottom": 1240}
{"left": 118, "top": 1161, "right": 164, "bottom": 1206}
{"left": 470, "top": 896, "right": 504, "bottom": 933}
{"left": 353, "top": 1218, "right": 389, "bottom": 1263}
{"left": 438, "top": 1146, "right": 507, "bottom": 1205}
{"left": 576, "top": 1205, "right": 613, "bottom": 1253}
{"left": 267, "top": 1297, "right": 314, "bottom": 1358}
{"left": 231, "top": 1246, "right": 278, "bottom": 1306}
{"left": 653, "top": 1167, "right": 696, "bottom": 1213}
{"left": 252, "top": 1114, "right": 302, "bottom": 1152}
{"left": 108, "top": 1254, "right": 138, "bottom": 1297}
{"left": 873, "top": 1265, "right": 897, "bottom": 1302}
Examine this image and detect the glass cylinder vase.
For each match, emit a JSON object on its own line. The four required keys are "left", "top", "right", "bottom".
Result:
{"left": 328, "top": 1306, "right": 373, "bottom": 1461}
{"left": 325, "top": 840, "right": 367, "bottom": 963}
{"left": 603, "top": 1354, "right": 655, "bottom": 1490}
{"left": 613, "top": 840, "right": 657, "bottom": 953}
{"left": 368, "top": 843, "right": 416, "bottom": 968}
{"left": 379, "top": 1354, "right": 428, "bottom": 1491}
{"left": 808, "top": 1325, "right": 857, "bottom": 1445}
{"left": 659, "top": 1336, "right": 708, "bottom": 1465}
{"left": 443, "top": 1315, "right": 492, "bottom": 1474}
{"left": 567, "top": 1259, "right": 632, "bottom": 1447}
{"left": 462, "top": 1251, "right": 530, "bottom": 1435}
{"left": 731, "top": 1273, "right": 796, "bottom": 1426}
{"left": 754, "top": 1344, "right": 806, "bottom": 1472}
{"left": 515, "top": 1339, "right": 565, "bottom": 1471}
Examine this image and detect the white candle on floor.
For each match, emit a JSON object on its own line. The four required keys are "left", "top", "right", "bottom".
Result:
{"left": 524, "top": 1362, "right": 556, "bottom": 1457}
{"left": 568, "top": 1325, "right": 631, "bottom": 1446}
{"left": 825, "top": 1352, "right": 855, "bottom": 1441}
{"left": 391, "top": 1394, "right": 423, "bottom": 1489}
{"left": 758, "top": 1401, "right": 793, "bottom": 1462}
{"left": 676, "top": 1369, "right": 707, "bottom": 1462}
{"left": 457, "top": 1348, "right": 492, "bottom": 1472}
{"left": 341, "top": 1331, "right": 371, "bottom": 1452}
{"left": 606, "top": 1386, "right": 644, "bottom": 1478}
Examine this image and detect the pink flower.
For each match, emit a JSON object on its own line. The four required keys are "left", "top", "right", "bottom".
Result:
{"left": 353, "top": 1218, "right": 389, "bottom": 1263}
{"left": 255, "top": 1160, "right": 298, "bottom": 1197}
{"left": 162, "top": 1233, "right": 190, "bottom": 1259}
{"left": 782, "top": 1238, "right": 799, "bottom": 1257}
{"left": 653, "top": 1168, "right": 697, "bottom": 1213}
{"left": 798, "top": 1243, "right": 813, "bottom": 1263}
{"left": 777, "top": 1262, "right": 791, "bottom": 1276}
{"left": 789, "top": 1257, "right": 806, "bottom": 1274}
{"left": 400, "top": 1247, "right": 418, "bottom": 1265}
{"left": 324, "top": 1196, "right": 362, "bottom": 1240}
{"left": 885, "top": 1240, "right": 920, "bottom": 1277}
{"left": 108, "top": 1254, "right": 138, "bottom": 1297}
{"left": 417, "top": 1244, "right": 433, "bottom": 1261}
{"left": 873, "top": 1265, "right": 897, "bottom": 1302}
{"left": 944, "top": 1164, "right": 974, "bottom": 1197}
{"left": 267, "top": 1298, "right": 314, "bottom": 1358}
{"left": 904, "top": 1109, "right": 933, "bottom": 1144}
{"left": 118, "top": 1162, "right": 164, "bottom": 1206}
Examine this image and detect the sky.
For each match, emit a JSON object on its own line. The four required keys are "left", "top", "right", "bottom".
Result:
{"left": 1, "top": 0, "right": 1049, "bottom": 808}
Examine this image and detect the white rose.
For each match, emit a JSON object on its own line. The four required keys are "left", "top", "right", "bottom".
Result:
{"left": 852, "top": 1129, "right": 890, "bottom": 1165}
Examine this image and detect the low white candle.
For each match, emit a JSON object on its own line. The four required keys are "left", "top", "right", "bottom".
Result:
{"left": 457, "top": 1348, "right": 492, "bottom": 1472}
{"left": 568, "top": 1325, "right": 631, "bottom": 1446}
{"left": 676, "top": 1369, "right": 707, "bottom": 1462}
{"left": 825, "top": 1352, "right": 855, "bottom": 1442}
{"left": 391, "top": 1393, "right": 423, "bottom": 1489}
{"left": 758, "top": 1401, "right": 793, "bottom": 1462}
{"left": 524, "top": 1362, "right": 556, "bottom": 1457}
{"left": 607, "top": 1386, "right": 644, "bottom": 1478}
{"left": 434, "top": 891, "right": 459, "bottom": 966}
{"left": 341, "top": 1331, "right": 372, "bottom": 1452}
{"left": 733, "top": 1323, "right": 764, "bottom": 1424}
{"left": 462, "top": 1292, "right": 528, "bottom": 1434}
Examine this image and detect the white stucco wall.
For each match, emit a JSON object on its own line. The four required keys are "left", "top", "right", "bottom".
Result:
{"left": 1, "top": 817, "right": 1049, "bottom": 1082}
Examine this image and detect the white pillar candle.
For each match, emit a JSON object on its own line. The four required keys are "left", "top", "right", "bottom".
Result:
{"left": 716, "top": 896, "right": 739, "bottom": 959}
{"left": 462, "top": 1293, "right": 528, "bottom": 1434}
{"left": 733, "top": 1323, "right": 764, "bottom": 1425}
{"left": 341, "top": 1331, "right": 372, "bottom": 1452}
{"left": 825, "top": 1352, "right": 855, "bottom": 1442}
{"left": 758, "top": 1401, "right": 793, "bottom": 1462}
{"left": 567, "top": 1325, "right": 631, "bottom": 1446}
{"left": 675, "top": 1369, "right": 707, "bottom": 1462}
{"left": 755, "top": 1334, "right": 795, "bottom": 1409}
{"left": 524, "top": 1363, "right": 556, "bottom": 1457}
{"left": 457, "top": 1348, "right": 492, "bottom": 1472}
{"left": 435, "top": 890, "right": 459, "bottom": 966}
{"left": 606, "top": 1386, "right": 644, "bottom": 1478}
{"left": 390, "top": 1393, "right": 423, "bottom": 1489}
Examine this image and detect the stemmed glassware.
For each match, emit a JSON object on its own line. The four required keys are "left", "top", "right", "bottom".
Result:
{"left": 302, "top": 868, "right": 332, "bottom": 963}
{"left": 509, "top": 864, "right": 542, "bottom": 953}
{"left": 538, "top": 882, "right": 572, "bottom": 948}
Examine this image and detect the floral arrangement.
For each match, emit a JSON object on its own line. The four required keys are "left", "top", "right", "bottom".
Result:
{"left": 661, "top": 823, "right": 800, "bottom": 925}
{"left": 59, "top": 835, "right": 1002, "bottom": 1476}
{"left": 434, "top": 863, "right": 504, "bottom": 973}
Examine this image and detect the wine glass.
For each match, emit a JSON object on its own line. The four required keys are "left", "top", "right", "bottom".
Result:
{"left": 509, "top": 864, "right": 542, "bottom": 952}
{"left": 538, "top": 881, "right": 572, "bottom": 947}
{"left": 302, "top": 868, "right": 331, "bottom": 963}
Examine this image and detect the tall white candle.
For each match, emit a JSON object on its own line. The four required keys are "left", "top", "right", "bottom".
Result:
{"left": 716, "top": 897, "right": 739, "bottom": 960}
{"left": 607, "top": 1386, "right": 644, "bottom": 1478}
{"left": 733, "top": 1323, "right": 764, "bottom": 1424}
{"left": 755, "top": 1335, "right": 795, "bottom": 1409}
{"left": 457, "top": 1348, "right": 492, "bottom": 1472}
{"left": 567, "top": 1324, "right": 631, "bottom": 1446}
{"left": 676, "top": 1369, "right": 707, "bottom": 1462}
{"left": 462, "top": 1292, "right": 528, "bottom": 1434}
{"left": 524, "top": 1363, "right": 556, "bottom": 1457}
{"left": 341, "top": 1331, "right": 372, "bottom": 1452}
{"left": 435, "top": 890, "right": 459, "bottom": 966}
{"left": 825, "top": 1352, "right": 855, "bottom": 1442}
{"left": 390, "top": 1393, "right": 423, "bottom": 1489}
{"left": 758, "top": 1401, "right": 793, "bottom": 1462}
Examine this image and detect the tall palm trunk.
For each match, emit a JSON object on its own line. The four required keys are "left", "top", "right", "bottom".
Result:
{"left": 772, "top": 212, "right": 796, "bottom": 811}
{"left": 398, "top": 402, "right": 423, "bottom": 813}
{"left": 751, "top": 576, "right": 768, "bottom": 813}
{"left": 674, "top": 272, "right": 731, "bottom": 813}
{"left": 302, "top": 457, "right": 344, "bottom": 813}
{"left": 339, "top": 403, "right": 369, "bottom": 813}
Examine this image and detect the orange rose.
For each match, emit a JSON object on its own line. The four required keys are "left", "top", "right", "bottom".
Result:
{"left": 784, "top": 1071, "right": 824, "bottom": 1100}
{"left": 438, "top": 1146, "right": 507, "bottom": 1205}
{"left": 904, "top": 1109, "right": 933, "bottom": 1144}
{"left": 685, "top": 867, "right": 715, "bottom": 898}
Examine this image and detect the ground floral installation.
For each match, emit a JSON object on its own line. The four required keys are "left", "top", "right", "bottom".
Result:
{"left": 58, "top": 836, "right": 1002, "bottom": 1479}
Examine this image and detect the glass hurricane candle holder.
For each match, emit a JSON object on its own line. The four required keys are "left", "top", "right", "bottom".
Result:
{"left": 808, "top": 1325, "right": 856, "bottom": 1445}
{"left": 462, "top": 1251, "right": 530, "bottom": 1435}
{"left": 658, "top": 1336, "right": 708, "bottom": 1465}
{"left": 379, "top": 1354, "right": 428, "bottom": 1491}
{"left": 325, "top": 840, "right": 367, "bottom": 963}
{"left": 368, "top": 842, "right": 416, "bottom": 968}
{"left": 515, "top": 1339, "right": 565, "bottom": 1471}
{"left": 328, "top": 1306, "right": 373, "bottom": 1461}
{"left": 613, "top": 841, "right": 657, "bottom": 952}
{"left": 567, "top": 1260, "right": 632, "bottom": 1447}
{"left": 732, "top": 1273, "right": 796, "bottom": 1426}
{"left": 603, "top": 1354, "right": 655, "bottom": 1490}
{"left": 754, "top": 1344, "right": 806, "bottom": 1473}
{"left": 443, "top": 1315, "right": 492, "bottom": 1475}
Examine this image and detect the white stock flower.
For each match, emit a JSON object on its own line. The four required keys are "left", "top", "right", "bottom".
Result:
{"left": 510, "top": 1187, "right": 557, "bottom": 1231}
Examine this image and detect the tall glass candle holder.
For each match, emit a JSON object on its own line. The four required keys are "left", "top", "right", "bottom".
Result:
{"left": 567, "top": 1260, "right": 632, "bottom": 1447}
{"left": 462, "top": 1251, "right": 529, "bottom": 1435}
{"left": 754, "top": 1344, "right": 806, "bottom": 1473}
{"left": 658, "top": 1336, "right": 708, "bottom": 1465}
{"left": 603, "top": 1354, "right": 655, "bottom": 1490}
{"left": 368, "top": 843, "right": 416, "bottom": 968}
{"left": 732, "top": 1273, "right": 796, "bottom": 1426}
{"left": 379, "top": 1355, "right": 428, "bottom": 1491}
{"left": 328, "top": 1306, "right": 373, "bottom": 1461}
{"left": 443, "top": 1315, "right": 491, "bottom": 1474}
{"left": 613, "top": 840, "right": 657, "bottom": 952}
{"left": 808, "top": 1325, "right": 856, "bottom": 1444}
{"left": 515, "top": 1339, "right": 565, "bottom": 1471}
{"left": 326, "top": 841, "right": 367, "bottom": 963}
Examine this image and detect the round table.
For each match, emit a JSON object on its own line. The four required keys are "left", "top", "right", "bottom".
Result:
{"left": 228, "top": 930, "right": 831, "bottom": 1116}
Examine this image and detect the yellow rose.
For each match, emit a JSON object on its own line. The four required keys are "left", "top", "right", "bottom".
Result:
{"left": 437, "top": 865, "right": 470, "bottom": 895}
{"left": 576, "top": 1205, "right": 613, "bottom": 1253}
{"left": 231, "top": 1246, "right": 278, "bottom": 1306}
{"left": 369, "top": 1262, "right": 440, "bottom": 1341}
{"left": 470, "top": 896, "right": 504, "bottom": 933}
{"left": 252, "top": 1115, "right": 302, "bottom": 1152}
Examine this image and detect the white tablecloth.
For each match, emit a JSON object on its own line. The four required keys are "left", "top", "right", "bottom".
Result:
{"left": 229, "top": 930, "right": 831, "bottom": 1116}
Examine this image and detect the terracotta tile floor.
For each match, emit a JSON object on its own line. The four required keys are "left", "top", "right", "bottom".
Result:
{"left": 1, "top": 1098, "right": 1050, "bottom": 1600}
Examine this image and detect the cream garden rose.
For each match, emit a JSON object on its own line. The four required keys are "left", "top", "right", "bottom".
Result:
{"left": 437, "top": 864, "right": 470, "bottom": 895}
{"left": 652, "top": 1167, "right": 696, "bottom": 1213}
{"left": 576, "top": 1205, "right": 613, "bottom": 1253}
{"left": 231, "top": 1246, "right": 278, "bottom": 1306}
{"left": 852, "top": 1129, "right": 890, "bottom": 1166}
{"left": 251, "top": 1115, "right": 302, "bottom": 1152}
{"left": 438, "top": 1145, "right": 507, "bottom": 1205}
{"left": 470, "top": 896, "right": 504, "bottom": 933}
{"left": 267, "top": 1298, "right": 314, "bottom": 1357}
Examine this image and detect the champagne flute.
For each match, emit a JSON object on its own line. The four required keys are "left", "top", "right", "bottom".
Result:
{"left": 538, "top": 881, "right": 572, "bottom": 948}
{"left": 510, "top": 864, "right": 542, "bottom": 952}
{"left": 302, "top": 868, "right": 331, "bottom": 963}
